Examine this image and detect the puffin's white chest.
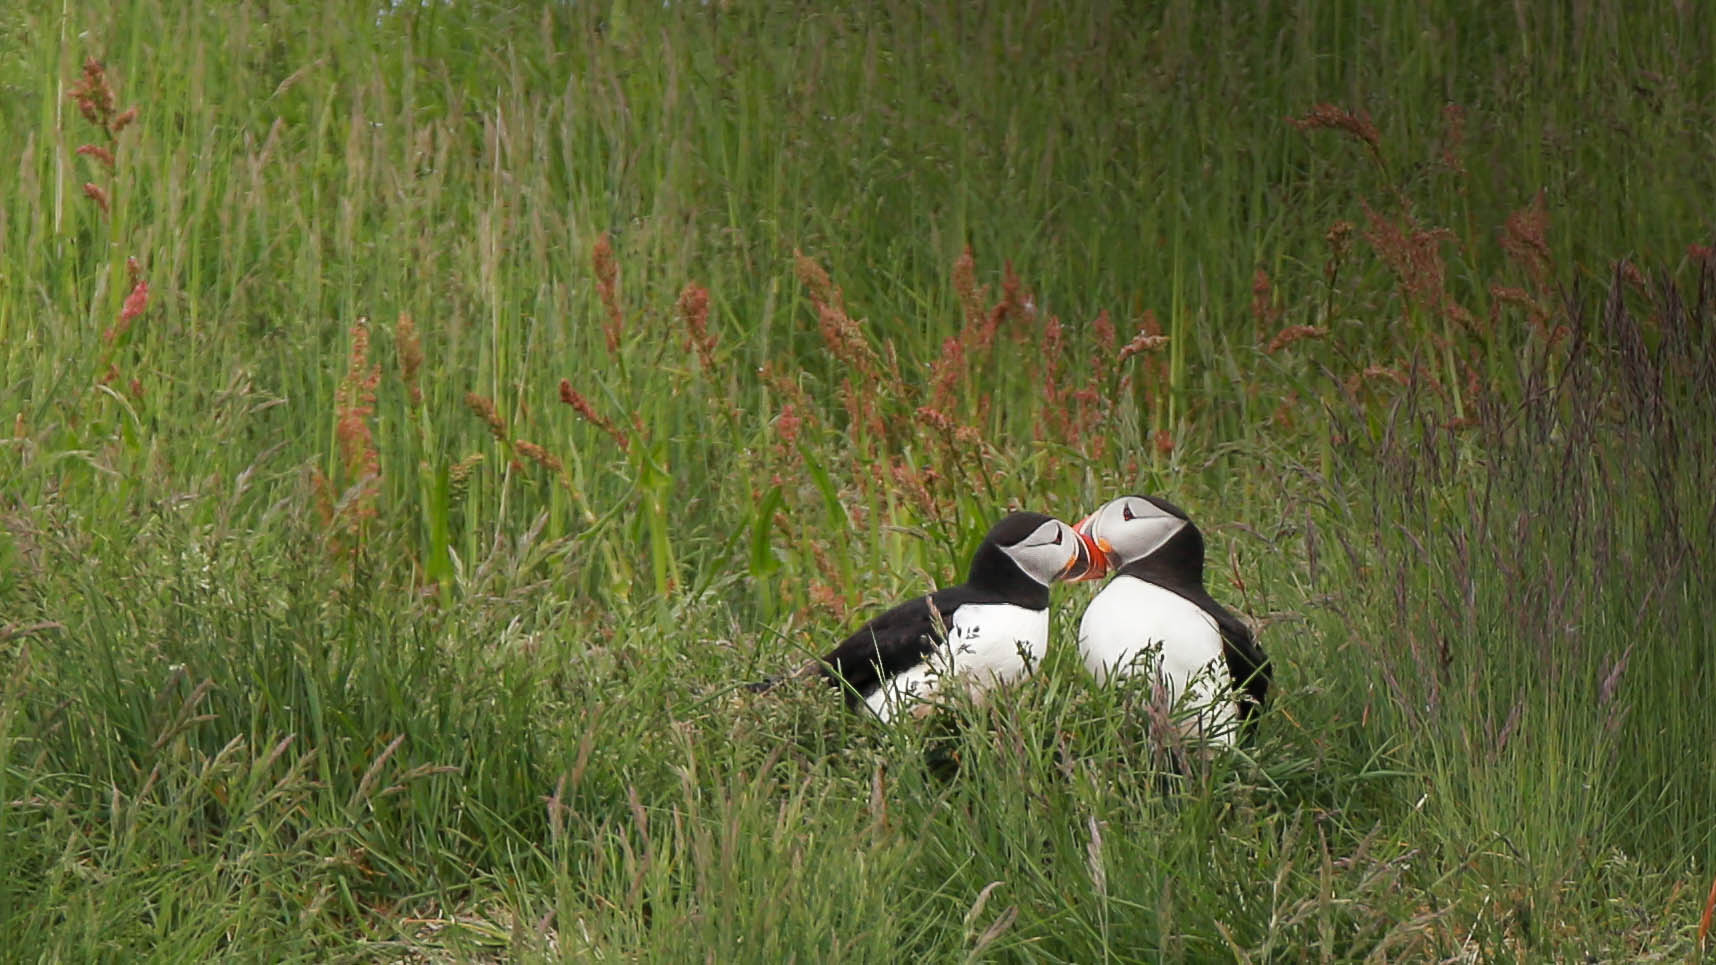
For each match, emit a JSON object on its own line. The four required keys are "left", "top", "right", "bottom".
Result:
{"left": 864, "top": 603, "right": 1048, "bottom": 722}
{"left": 1078, "top": 576, "right": 1236, "bottom": 740}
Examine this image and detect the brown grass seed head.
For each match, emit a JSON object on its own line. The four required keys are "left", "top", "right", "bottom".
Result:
{"left": 465, "top": 391, "right": 507, "bottom": 441}
{"left": 395, "top": 314, "right": 424, "bottom": 406}
{"left": 592, "top": 233, "right": 623, "bottom": 355}
{"left": 1289, "top": 102, "right": 1382, "bottom": 155}
{"left": 558, "top": 379, "right": 630, "bottom": 451}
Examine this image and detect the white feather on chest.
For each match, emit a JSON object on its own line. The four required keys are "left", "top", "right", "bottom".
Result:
{"left": 1078, "top": 576, "right": 1239, "bottom": 742}
{"left": 864, "top": 603, "right": 1048, "bottom": 722}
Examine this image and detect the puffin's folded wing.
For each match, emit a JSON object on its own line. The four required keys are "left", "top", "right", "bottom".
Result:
{"left": 1213, "top": 607, "right": 1271, "bottom": 715}
{"left": 818, "top": 591, "right": 963, "bottom": 700}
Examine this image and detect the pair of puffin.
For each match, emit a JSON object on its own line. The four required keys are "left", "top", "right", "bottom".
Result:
{"left": 814, "top": 497, "right": 1270, "bottom": 745}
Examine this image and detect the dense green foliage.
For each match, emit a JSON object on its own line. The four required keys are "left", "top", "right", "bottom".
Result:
{"left": 2, "top": 1, "right": 1713, "bottom": 959}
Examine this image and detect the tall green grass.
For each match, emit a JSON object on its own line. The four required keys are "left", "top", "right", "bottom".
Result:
{"left": 2, "top": 0, "right": 1713, "bottom": 959}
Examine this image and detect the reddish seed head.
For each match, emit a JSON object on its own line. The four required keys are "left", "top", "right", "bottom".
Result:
{"left": 1091, "top": 310, "right": 1115, "bottom": 350}
{"left": 1490, "top": 284, "right": 1547, "bottom": 325}
{"left": 808, "top": 581, "right": 845, "bottom": 617}
{"left": 1289, "top": 102, "right": 1382, "bottom": 155}
{"left": 997, "top": 261, "right": 1032, "bottom": 344}
{"left": 82, "top": 182, "right": 110, "bottom": 214}
{"left": 514, "top": 440, "right": 564, "bottom": 475}
{"left": 120, "top": 280, "right": 149, "bottom": 323}
{"left": 888, "top": 459, "right": 937, "bottom": 516}
{"left": 1500, "top": 192, "right": 1552, "bottom": 286}
{"left": 105, "top": 279, "right": 149, "bottom": 344}
{"left": 1361, "top": 202, "right": 1457, "bottom": 317}
{"left": 1697, "top": 867, "right": 1716, "bottom": 948}
{"left": 815, "top": 302, "right": 880, "bottom": 378}
{"left": 1250, "top": 269, "right": 1282, "bottom": 328}
{"left": 341, "top": 322, "right": 382, "bottom": 402}
{"left": 951, "top": 245, "right": 984, "bottom": 329}
{"left": 334, "top": 323, "right": 382, "bottom": 490}
{"left": 75, "top": 144, "right": 115, "bottom": 168}
{"left": 1360, "top": 365, "right": 1409, "bottom": 387}
{"left": 914, "top": 405, "right": 956, "bottom": 434}
{"left": 308, "top": 468, "right": 336, "bottom": 527}
{"left": 592, "top": 233, "right": 616, "bottom": 284}
{"left": 1265, "top": 324, "right": 1329, "bottom": 354}
{"left": 592, "top": 233, "right": 622, "bottom": 355}
{"left": 69, "top": 59, "right": 116, "bottom": 129}
{"left": 1116, "top": 327, "right": 1169, "bottom": 363}
{"left": 1344, "top": 367, "right": 1396, "bottom": 400}
{"left": 926, "top": 336, "right": 964, "bottom": 411}
{"left": 395, "top": 314, "right": 424, "bottom": 406}
{"left": 776, "top": 403, "right": 802, "bottom": 445}
{"left": 465, "top": 391, "right": 506, "bottom": 441}
{"left": 74, "top": 98, "right": 102, "bottom": 129}
{"left": 793, "top": 250, "right": 842, "bottom": 313}
{"left": 676, "top": 282, "right": 716, "bottom": 369}
{"left": 335, "top": 410, "right": 377, "bottom": 481}
{"left": 1082, "top": 309, "right": 1118, "bottom": 395}
{"left": 558, "top": 378, "right": 630, "bottom": 451}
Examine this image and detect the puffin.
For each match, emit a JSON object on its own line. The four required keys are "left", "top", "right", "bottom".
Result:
{"left": 1074, "top": 495, "right": 1270, "bottom": 745}
{"left": 815, "top": 511, "right": 1105, "bottom": 722}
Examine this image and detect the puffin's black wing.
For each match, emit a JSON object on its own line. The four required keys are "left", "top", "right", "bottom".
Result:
{"left": 818, "top": 586, "right": 983, "bottom": 703}
{"left": 1211, "top": 604, "right": 1270, "bottom": 721}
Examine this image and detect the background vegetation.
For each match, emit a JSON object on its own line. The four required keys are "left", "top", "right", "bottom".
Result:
{"left": 2, "top": 0, "right": 1713, "bottom": 959}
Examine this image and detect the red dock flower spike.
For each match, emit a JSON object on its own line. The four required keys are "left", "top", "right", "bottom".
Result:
{"left": 121, "top": 280, "right": 149, "bottom": 322}
{"left": 592, "top": 233, "right": 623, "bottom": 356}
{"left": 676, "top": 282, "right": 717, "bottom": 369}
{"left": 559, "top": 378, "right": 631, "bottom": 451}
{"left": 1289, "top": 103, "right": 1382, "bottom": 156}
{"left": 104, "top": 279, "right": 149, "bottom": 343}
{"left": 82, "top": 182, "right": 110, "bottom": 214}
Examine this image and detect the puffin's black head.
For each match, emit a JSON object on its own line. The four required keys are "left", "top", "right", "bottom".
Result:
{"left": 965, "top": 511, "right": 1103, "bottom": 600}
{"left": 1075, "top": 494, "right": 1206, "bottom": 585}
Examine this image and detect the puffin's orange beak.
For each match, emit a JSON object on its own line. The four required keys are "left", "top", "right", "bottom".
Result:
{"left": 1062, "top": 518, "right": 1110, "bottom": 582}
{"left": 1066, "top": 514, "right": 1112, "bottom": 582}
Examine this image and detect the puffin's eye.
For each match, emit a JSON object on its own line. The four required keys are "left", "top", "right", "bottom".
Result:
{"left": 1052, "top": 528, "right": 1063, "bottom": 545}
{"left": 1122, "top": 503, "right": 1135, "bottom": 522}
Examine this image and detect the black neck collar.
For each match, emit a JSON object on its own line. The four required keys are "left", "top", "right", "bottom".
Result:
{"left": 1117, "top": 523, "right": 1205, "bottom": 597}
{"left": 965, "top": 542, "right": 1051, "bottom": 609}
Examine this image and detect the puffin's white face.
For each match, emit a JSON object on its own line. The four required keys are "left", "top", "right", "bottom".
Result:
{"left": 1076, "top": 495, "right": 1187, "bottom": 567}
{"left": 999, "top": 517, "right": 1103, "bottom": 586}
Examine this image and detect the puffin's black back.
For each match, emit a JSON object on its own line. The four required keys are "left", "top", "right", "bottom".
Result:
{"left": 818, "top": 511, "right": 1054, "bottom": 704}
{"left": 1114, "top": 510, "right": 1272, "bottom": 722}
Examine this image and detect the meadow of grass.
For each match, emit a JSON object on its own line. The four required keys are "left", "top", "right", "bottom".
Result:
{"left": 1, "top": 0, "right": 1714, "bottom": 960}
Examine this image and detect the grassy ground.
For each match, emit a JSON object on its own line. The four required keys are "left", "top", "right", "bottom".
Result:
{"left": 2, "top": 0, "right": 1714, "bottom": 960}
